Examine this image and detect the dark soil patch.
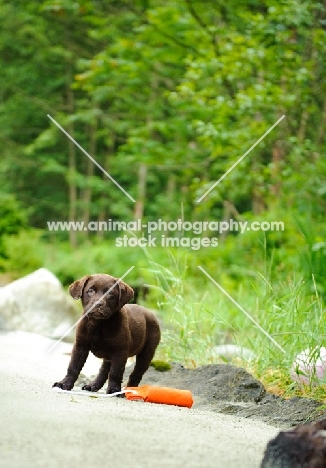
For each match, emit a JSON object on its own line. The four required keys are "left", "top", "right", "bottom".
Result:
{"left": 123, "top": 363, "right": 326, "bottom": 429}
{"left": 77, "top": 362, "right": 326, "bottom": 429}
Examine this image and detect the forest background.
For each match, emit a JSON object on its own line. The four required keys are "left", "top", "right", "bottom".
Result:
{"left": 1, "top": 0, "right": 326, "bottom": 396}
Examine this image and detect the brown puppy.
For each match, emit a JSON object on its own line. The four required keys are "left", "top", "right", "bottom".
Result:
{"left": 53, "top": 274, "right": 161, "bottom": 394}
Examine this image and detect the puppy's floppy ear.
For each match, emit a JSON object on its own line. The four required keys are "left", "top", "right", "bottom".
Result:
{"left": 69, "top": 276, "right": 91, "bottom": 300}
{"left": 116, "top": 279, "right": 134, "bottom": 308}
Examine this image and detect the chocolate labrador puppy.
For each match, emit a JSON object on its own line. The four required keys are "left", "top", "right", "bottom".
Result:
{"left": 53, "top": 274, "right": 161, "bottom": 394}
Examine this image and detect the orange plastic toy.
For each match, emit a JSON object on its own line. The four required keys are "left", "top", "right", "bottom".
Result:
{"left": 125, "top": 385, "right": 193, "bottom": 408}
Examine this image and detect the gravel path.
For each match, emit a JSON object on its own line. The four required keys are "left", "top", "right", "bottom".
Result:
{"left": 0, "top": 331, "right": 278, "bottom": 468}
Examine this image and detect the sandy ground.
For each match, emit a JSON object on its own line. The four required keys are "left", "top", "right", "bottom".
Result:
{"left": 0, "top": 331, "right": 279, "bottom": 468}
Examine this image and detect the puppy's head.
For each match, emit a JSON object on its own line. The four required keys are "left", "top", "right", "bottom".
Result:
{"left": 69, "top": 274, "right": 134, "bottom": 319}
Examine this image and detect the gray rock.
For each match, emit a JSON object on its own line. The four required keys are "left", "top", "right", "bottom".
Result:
{"left": 0, "top": 268, "right": 79, "bottom": 341}
{"left": 213, "top": 344, "right": 256, "bottom": 361}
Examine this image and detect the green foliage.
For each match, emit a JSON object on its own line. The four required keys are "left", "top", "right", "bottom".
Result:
{"left": 1, "top": 0, "right": 325, "bottom": 225}
{"left": 43, "top": 240, "right": 169, "bottom": 286}
{"left": 295, "top": 216, "right": 326, "bottom": 295}
{"left": 0, "top": 194, "right": 28, "bottom": 257}
{"left": 0, "top": 230, "right": 44, "bottom": 278}
{"left": 0, "top": 194, "right": 27, "bottom": 238}
{"left": 144, "top": 248, "right": 326, "bottom": 402}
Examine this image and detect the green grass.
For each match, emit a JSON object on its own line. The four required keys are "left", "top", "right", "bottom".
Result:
{"left": 138, "top": 246, "right": 326, "bottom": 402}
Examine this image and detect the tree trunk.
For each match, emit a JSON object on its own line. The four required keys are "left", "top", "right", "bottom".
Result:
{"left": 134, "top": 163, "right": 147, "bottom": 220}
{"left": 166, "top": 173, "right": 176, "bottom": 200}
{"left": 97, "top": 206, "right": 106, "bottom": 240}
{"left": 252, "top": 189, "right": 266, "bottom": 215}
{"left": 220, "top": 200, "right": 240, "bottom": 241}
{"left": 97, "top": 133, "right": 115, "bottom": 239}
{"left": 317, "top": 99, "right": 326, "bottom": 145}
{"left": 298, "top": 109, "right": 309, "bottom": 143}
{"left": 82, "top": 119, "right": 97, "bottom": 238}
{"left": 66, "top": 83, "right": 77, "bottom": 248}
{"left": 270, "top": 140, "right": 283, "bottom": 200}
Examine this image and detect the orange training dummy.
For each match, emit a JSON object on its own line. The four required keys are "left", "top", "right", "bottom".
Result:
{"left": 125, "top": 385, "right": 193, "bottom": 408}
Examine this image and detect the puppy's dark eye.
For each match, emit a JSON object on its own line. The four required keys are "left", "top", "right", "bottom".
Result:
{"left": 103, "top": 288, "right": 112, "bottom": 295}
{"left": 87, "top": 288, "right": 96, "bottom": 296}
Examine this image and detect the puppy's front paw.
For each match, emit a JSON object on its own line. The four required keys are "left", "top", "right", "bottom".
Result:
{"left": 107, "top": 386, "right": 124, "bottom": 397}
{"left": 82, "top": 384, "right": 92, "bottom": 391}
{"left": 82, "top": 384, "right": 99, "bottom": 392}
{"left": 53, "top": 379, "right": 74, "bottom": 391}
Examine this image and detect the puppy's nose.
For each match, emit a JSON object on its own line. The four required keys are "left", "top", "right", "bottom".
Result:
{"left": 95, "top": 299, "right": 106, "bottom": 308}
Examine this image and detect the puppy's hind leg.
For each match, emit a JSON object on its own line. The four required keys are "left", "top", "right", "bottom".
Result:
{"left": 127, "top": 335, "right": 160, "bottom": 387}
{"left": 82, "top": 360, "right": 111, "bottom": 392}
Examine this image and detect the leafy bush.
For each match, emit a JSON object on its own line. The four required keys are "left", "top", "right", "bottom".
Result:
{"left": 0, "top": 230, "right": 44, "bottom": 278}
{"left": 43, "top": 240, "right": 163, "bottom": 288}
{"left": 0, "top": 194, "right": 28, "bottom": 257}
{"left": 0, "top": 195, "right": 27, "bottom": 236}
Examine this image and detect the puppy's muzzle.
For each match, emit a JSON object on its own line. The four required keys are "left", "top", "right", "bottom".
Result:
{"left": 86, "top": 300, "right": 111, "bottom": 318}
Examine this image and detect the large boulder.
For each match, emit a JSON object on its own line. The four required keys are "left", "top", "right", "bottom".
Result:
{"left": 0, "top": 268, "right": 79, "bottom": 341}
